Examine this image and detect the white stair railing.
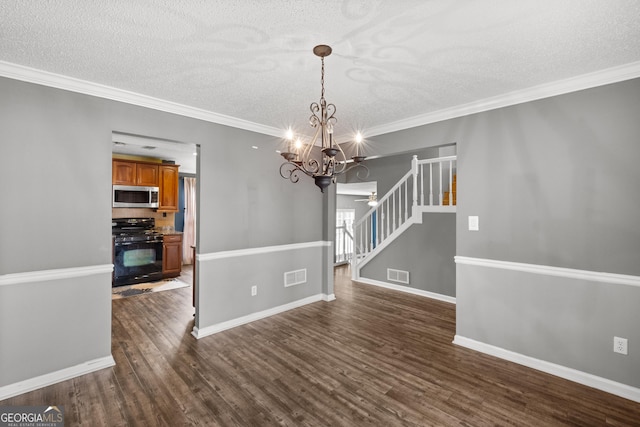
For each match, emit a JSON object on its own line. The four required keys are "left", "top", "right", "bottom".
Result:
{"left": 352, "top": 155, "right": 456, "bottom": 278}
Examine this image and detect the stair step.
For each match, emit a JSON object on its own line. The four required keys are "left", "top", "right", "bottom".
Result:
{"left": 443, "top": 191, "right": 457, "bottom": 205}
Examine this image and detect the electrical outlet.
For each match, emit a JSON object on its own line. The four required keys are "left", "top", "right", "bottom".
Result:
{"left": 614, "top": 336, "right": 628, "bottom": 355}
{"left": 251, "top": 285, "right": 257, "bottom": 297}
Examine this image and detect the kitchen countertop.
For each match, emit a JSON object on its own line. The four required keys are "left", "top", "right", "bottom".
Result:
{"left": 155, "top": 229, "right": 183, "bottom": 235}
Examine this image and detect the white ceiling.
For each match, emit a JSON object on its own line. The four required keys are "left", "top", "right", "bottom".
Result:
{"left": 2, "top": 0, "right": 640, "bottom": 170}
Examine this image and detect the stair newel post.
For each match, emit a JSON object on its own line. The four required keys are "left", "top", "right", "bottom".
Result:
{"left": 411, "top": 155, "right": 419, "bottom": 216}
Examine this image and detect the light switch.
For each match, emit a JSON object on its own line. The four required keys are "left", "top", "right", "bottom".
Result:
{"left": 468, "top": 216, "right": 479, "bottom": 231}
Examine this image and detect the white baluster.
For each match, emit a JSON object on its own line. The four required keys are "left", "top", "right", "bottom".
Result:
{"left": 429, "top": 163, "right": 433, "bottom": 206}
{"left": 439, "top": 162, "right": 443, "bottom": 205}
{"left": 392, "top": 191, "right": 396, "bottom": 232}
{"left": 448, "top": 160, "right": 453, "bottom": 206}
{"left": 404, "top": 180, "right": 408, "bottom": 221}
{"left": 411, "top": 155, "right": 418, "bottom": 215}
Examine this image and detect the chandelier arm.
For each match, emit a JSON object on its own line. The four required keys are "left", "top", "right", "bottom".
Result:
{"left": 280, "top": 162, "right": 300, "bottom": 183}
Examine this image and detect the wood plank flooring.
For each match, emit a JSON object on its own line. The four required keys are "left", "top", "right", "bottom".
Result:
{"left": 2, "top": 266, "right": 640, "bottom": 426}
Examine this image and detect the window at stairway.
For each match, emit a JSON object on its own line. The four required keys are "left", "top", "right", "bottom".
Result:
{"left": 336, "top": 209, "right": 355, "bottom": 234}
{"left": 335, "top": 209, "right": 355, "bottom": 264}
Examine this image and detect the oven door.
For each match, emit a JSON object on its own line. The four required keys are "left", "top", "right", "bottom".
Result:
{"left": 113, "top": 239, "right": 163, "bottom": 287}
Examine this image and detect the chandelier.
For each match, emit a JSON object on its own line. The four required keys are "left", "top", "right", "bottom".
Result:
{"left": 279, "top": 44, "right": 368, "bottom": 192}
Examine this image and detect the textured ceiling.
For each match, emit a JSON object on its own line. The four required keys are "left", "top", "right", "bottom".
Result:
{"left": 2, "top": 0, "right": 640, "bottom": 150}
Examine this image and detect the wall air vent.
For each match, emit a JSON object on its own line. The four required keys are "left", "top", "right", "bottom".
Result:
{"left": 284, "top": 268, "right": 307, "bottom": 287}
{"left": 387, "top": 268, "right": 410, "bottom": 284}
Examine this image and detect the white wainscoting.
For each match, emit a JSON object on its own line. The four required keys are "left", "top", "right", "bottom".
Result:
{"left": 194, "top": 241, "right": 334, "bottom": 339}
{"left": 0, "top": 356, "right": 116, "bottom": 401}
{"left": 454, "top": 256, "right": 640, "bottom": 403}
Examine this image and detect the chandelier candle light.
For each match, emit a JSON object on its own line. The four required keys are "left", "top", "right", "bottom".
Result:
{"left": 279, "top": 44, "right": 369, "bottom": 192}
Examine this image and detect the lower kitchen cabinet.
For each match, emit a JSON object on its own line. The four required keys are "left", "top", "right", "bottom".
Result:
{"left": 163, "top": 234, "right": 183, "bottom": 278}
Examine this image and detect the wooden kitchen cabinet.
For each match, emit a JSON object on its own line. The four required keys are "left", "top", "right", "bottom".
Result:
{"left": 112, "top": 159, "right": 137, "bottom": 185}
{"left": 158, "top": 164, "right": 179, "bottom": 212}
{"left": 163, "top": 234, "right": 182, "bottom": 278}
{"left": 112, "top": 159, "right": 159, "bottom": 186}
{"left": 136, "top": 163, "right": 159, "bottom": 186}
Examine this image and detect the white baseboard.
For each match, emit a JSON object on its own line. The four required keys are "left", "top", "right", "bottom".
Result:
{"left": 0, "top": 355, "right": 116, "bottom": 400}
{"left": 356, "top": 277, "right": 456, "bottom": 304}
{"left": 453, "top": 335, "right": 640, "bottom": 403}
{"left": 192, "top": 293, "right": 330, "bottom": 339}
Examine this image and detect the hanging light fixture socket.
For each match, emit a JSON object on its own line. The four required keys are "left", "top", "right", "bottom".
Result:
{"left": 280, "top": 152, "right": 297, "bottom": 161}
{"left": 322, "top": 147, "right": 340, "bottom": 157}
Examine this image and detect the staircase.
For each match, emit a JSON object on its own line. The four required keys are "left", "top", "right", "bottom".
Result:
{"left": 352, "top": 155, "right": 456, "bottom": 279}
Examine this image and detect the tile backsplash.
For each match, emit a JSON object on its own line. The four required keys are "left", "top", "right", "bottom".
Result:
{"left": 112, "top": 208, "right": 175, "bottom": 229}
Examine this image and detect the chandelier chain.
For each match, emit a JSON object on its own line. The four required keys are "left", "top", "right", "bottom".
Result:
{"left": 320, "top": 57, "right": 325, "bottom": 101}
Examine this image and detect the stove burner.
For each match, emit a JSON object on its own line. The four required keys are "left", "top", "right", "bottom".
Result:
{"left": 112, "top": 218, "right": 163, "bottom": 243}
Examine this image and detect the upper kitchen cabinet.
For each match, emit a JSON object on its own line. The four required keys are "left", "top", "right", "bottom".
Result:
{"left": 158, "top": 164, "right": 179, "bottom": 212}
{"left": 136, "top": 163, "right": 159, "bottom": 186}
{"left": 112, "top": 159, "right": 159, "bottom": 186}
{"left": 112, "top": 159, "right": 137, "bottom": 185}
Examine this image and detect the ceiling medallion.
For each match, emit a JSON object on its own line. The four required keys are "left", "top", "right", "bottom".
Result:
{"left": 279, "top": 45, "right": 369, "bottom": 192}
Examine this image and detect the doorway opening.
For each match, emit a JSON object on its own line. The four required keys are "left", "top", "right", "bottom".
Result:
{"left": 111, "top": 132, "right": 198, "bottom": 305}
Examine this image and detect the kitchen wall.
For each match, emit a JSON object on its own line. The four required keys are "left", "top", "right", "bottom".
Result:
{"left": 111, "top": 154, "right": 177, "bottom": 228}
{"left": 0, "top": 75, "right": 326, "bottom": 399}
{"left": 111, "top": 207, "right": 175, "bottom": 229}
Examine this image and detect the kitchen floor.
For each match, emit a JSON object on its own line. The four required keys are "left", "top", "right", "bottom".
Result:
{"left": 111, "top": 264, "right": 194, "bottom": 300}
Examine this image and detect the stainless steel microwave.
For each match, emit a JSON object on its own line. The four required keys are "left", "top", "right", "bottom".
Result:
{"left": 112, "top": 185, "right": 159, "bottom": 208}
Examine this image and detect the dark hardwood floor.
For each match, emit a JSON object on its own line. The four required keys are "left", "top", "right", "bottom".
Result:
{"left": 3, "top": 266, "right": 640, "bottom": 426}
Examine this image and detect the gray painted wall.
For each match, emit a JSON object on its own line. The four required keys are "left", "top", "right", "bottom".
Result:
{"left": 361, "top": 214, "right": 456, "bottom": 297}
{"left": 368, "top": 78, "right": 640, "bottom": 388}
{"left": 198, "top": 245, "right": 325, "bottom": 328}
{"left": 0, "top": 273, "right": 112, "bottom": 386}
{"left": 0, "top": 76, "right": 325, "bottom": 389}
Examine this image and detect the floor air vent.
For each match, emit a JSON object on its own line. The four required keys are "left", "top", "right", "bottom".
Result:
{"left": 284, "top": 268, "right": 307, "bottom": 287}
{"left": 387, "top": 268, "right": 410, "bottom": 284}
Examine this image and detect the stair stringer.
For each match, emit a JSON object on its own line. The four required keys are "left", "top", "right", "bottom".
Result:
{"left": 352, "top": 209, "right": 421, "bottom": 280}
{"left": 352, "top": 206, "right": 457, "bottom": 280}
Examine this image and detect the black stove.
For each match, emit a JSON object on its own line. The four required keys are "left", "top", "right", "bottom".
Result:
{"left": 112, "top": 218, "right": 164, "bottom": 286}
{"left": 112, "top": 218, "right": 162, "bottom": 243}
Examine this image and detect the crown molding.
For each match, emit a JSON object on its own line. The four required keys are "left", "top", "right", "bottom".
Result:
{"left": 0, "top": 60, "right": 283, "bottom": 138}
{"left": 366, "top": 60, "right": 640, "bottom": 138}
{"left": 3, "top": 60, "right": 640, "bottom": 140}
